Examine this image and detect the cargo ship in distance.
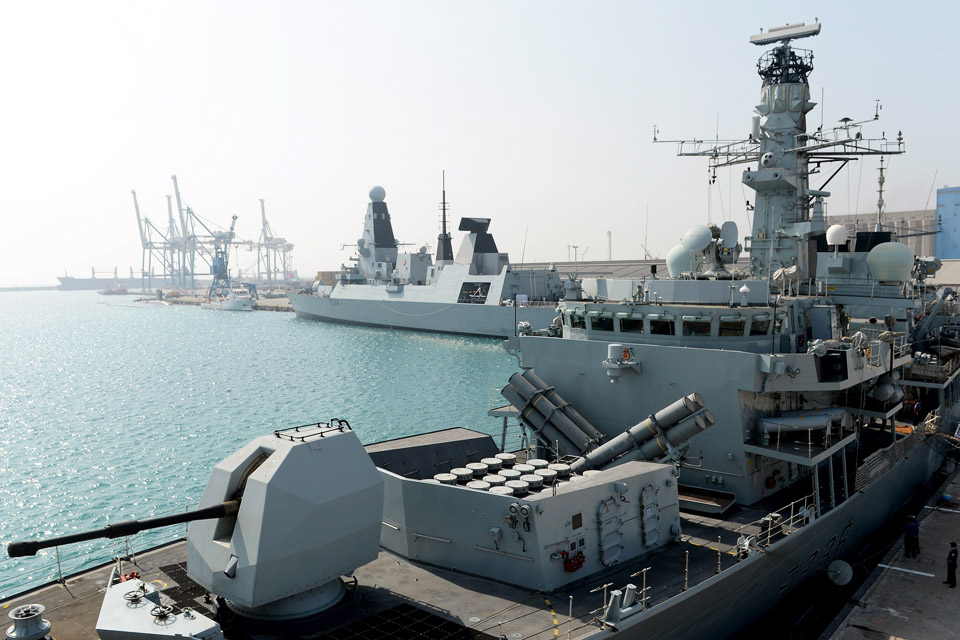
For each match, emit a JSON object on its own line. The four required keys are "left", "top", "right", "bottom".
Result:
{"left": 288, "top": 185, "right": 567, "bottom": 338}
{"left": 58, "top": 273, "right": 143, "bottom": 291}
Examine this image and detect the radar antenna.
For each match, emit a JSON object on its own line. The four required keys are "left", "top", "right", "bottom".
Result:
{"left": 876, "top": 156, "right": 886, "bottom": 232}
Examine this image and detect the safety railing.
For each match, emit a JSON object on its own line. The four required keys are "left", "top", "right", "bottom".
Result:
{"left": 854, "top": 426, "right": 923, "bottom": 492}
{"left": 904, "top": 356, "right": 960, "bottom": 383}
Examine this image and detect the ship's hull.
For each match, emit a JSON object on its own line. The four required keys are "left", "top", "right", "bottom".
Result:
{"left": 289, "top": 292, "right": 559, "bottom": 338}
{"left": 589, "top": 437, "right": 943, "bottom": 640}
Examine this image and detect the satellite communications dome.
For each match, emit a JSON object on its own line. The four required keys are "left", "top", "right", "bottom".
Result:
{"left": 681, "top": 225, "right": 713, "bottom": 252}
{"left": 826, "top": 224, "right": 848, "bottom": 246}
{"left": 369, "top": 186, "right": 386, "bottom": 202}
{"left": 666, "top": 245, "right": 698, "bottom": 278}
{"left": 866, "top": 242, "right": 914, "bottom": 283}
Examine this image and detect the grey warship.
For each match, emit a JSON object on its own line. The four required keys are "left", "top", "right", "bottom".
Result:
{"left": 5, "top": 21, "right": 960, "bottom": 640}
{"left": 289, "top": 183, "right": 566, "bottom": 338}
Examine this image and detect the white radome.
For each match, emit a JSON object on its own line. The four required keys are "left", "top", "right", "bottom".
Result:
{"left": 369, "top": 186, "right": 386, "bottom": 202}
{"left": 681, "top": 225, "right": 713, "bottom": 252}
{"left": 826, "top": 224, "right": 848, "bottom": 246}
{"left": 866, "top": 242, "right": 915, "bottom": 283}
{"left": 666, "top": 245, "right": 698, "bottom": 278}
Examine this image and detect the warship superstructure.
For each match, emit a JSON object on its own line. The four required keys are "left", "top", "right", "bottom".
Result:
{"left": 289, "top": 184, "right": 565, "bottom": 338}
{"left": 5, "top": 21, "right": 960, "bottom": 640}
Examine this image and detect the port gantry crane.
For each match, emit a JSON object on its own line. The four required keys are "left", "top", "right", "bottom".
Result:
{"left": 206, "top": 212, "right": 238, "bottom": 299}
{"left": 256, "top": 199, "right": 294, "bottom": 290}
{"left": 132, "top": 190, "right": 185, "bottom": 289}
{"left": 133, "top": 176, "right": 294, "bottom": 292}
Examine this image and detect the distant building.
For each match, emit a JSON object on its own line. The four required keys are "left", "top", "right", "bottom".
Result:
{"left": 936, "top": 186, "right": 960, "bottom": 259}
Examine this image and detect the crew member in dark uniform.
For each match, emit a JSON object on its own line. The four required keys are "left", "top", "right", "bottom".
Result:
{"left": 945, "top": 541, "right": 957, "bottom": 588}
{"left": 902, "top": 515, "right": 920, "bottom": 558}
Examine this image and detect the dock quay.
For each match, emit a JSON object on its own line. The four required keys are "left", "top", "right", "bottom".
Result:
{"left": 826, "top": 470, "right": 960, "bottom": 640}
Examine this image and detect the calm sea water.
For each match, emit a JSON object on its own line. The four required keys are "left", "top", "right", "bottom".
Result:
{"left": 0, "top": 291, "right": 521, "bottom": 598}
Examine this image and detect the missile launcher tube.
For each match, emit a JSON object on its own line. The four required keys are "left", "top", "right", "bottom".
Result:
{"left": 504, "top": 373, "right": 596, "bottom": 452}
{"left": 617, "top": 410, "right": 716, "bottom": 465}
{"left": 570, "top": 393, "right": 704, "bottom": 473}
{"left": 500, "top": 385, "right": 579, "bottom": 454}
{"left": 520, "top": 370, "right": 605, "bottom": 442}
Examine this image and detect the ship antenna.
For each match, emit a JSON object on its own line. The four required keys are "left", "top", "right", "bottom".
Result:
{"left": 876, "top": 156, "right": 886, "bottom": 232}
{"left": 436, "top": 170, "right": 454, "bottom": 262}
{"left": 441, "top": 170, "right": 448, "bottom": 239}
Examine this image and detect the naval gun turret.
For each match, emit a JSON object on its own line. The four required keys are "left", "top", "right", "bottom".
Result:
{"left": 7, "top": 420, "right": 385, "bottom": 635}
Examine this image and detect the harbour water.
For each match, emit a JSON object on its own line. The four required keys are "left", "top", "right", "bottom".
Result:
{"left": 0, "top": 291, "right": 522, "bottom": 598}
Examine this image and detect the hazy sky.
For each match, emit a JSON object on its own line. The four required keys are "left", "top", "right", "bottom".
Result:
{"left": 1, "top": 1, "right": 957, "bottom": 287}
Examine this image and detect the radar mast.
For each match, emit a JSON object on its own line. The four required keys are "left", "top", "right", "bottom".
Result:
{"left": 654, "top": 22, "right": 904, "bottom": 282}
{"left": 436, "top": 171, "right": 454, "bottom": 263}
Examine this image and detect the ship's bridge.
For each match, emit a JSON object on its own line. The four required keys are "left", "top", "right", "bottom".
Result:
{"left": 559, "top": 300, "right": 784, "bottom": 353}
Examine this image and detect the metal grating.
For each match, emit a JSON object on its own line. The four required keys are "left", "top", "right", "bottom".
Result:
{"left": 159, "top": 562, "right": 215, "bottom": 619}
{"left": 157, "top": 563, "right": 495, "bottom": 639}
{"left": 319, "top": 604, "right": 496, "bottom": 640}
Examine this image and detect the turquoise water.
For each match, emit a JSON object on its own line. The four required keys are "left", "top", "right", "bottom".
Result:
{"left": 0, "top": 291, "right": 521, "bottom": 598}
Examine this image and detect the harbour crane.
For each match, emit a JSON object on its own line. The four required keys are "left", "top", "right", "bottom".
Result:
{"left": 207, "top": 214, "right": 238, "bottom": 299}
{"left": 257, "top": 199, "right": 294, "bottom": 289}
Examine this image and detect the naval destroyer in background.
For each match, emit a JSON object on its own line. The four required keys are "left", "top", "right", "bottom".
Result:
{"left": 288, "top": 184, "right": 566, "bottom": 338}
{"left": 5, "top": 21, "right": 960, "bottom": 640}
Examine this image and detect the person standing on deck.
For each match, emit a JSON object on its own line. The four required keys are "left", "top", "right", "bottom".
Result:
{"left": 944, "top": 542, "right": 957, "bottom": 588}
{"left": 902, "top": 515, "right": 920, "bottom": 558}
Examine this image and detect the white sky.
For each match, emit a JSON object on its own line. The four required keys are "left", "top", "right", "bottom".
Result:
{"left": 1, "top": 1, "right": 957, "bottom": 287}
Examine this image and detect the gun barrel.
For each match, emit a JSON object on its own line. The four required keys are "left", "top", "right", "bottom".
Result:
{"left": 7, "top": 500, "right": 240, "bottom": 558}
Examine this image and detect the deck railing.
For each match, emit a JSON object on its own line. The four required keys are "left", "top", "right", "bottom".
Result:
{"left": 904, "top": 356, "right": 960, "bottom": 383}
{"left": 854, "top": 426, "right": 924, "bottom": 492}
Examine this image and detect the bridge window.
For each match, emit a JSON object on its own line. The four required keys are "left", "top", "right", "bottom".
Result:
{"left": 773, "top": 85, "right": 786, "bottom": 113}
{"left": 750, "top": 313, "right": 772, "bottom": 335}
{"left": 650, "top": 319, "right": 674, "bottom": 335}
{"left": 619, "top": 317, "right": 644, "bottom": 333}
{"left": 789, "top": 84, "right": 804, "bottom": 112}
{"left": 591, "top": 316, "right": 614, "bottom": 332}
{"left": 775, "top": 312, "right": 787, "bottom": 334}
{"left": 570, "top": 314, "right": 586, "bottom": 329}
{"left": 719, "top": 318, "right": 745, "bottom": 336}
{"left": 758, "top": 86, "right": 771, "bottom": 116}
{"left": 682, "top": 320, "right": 711, "bottom": 336}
